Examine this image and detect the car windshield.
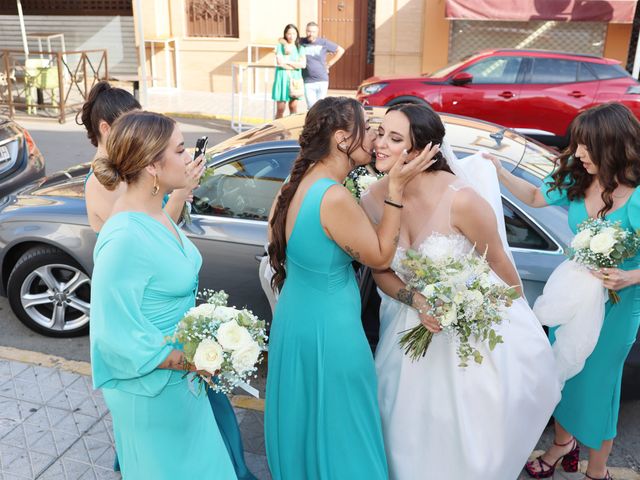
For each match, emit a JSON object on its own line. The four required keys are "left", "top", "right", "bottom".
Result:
{"left": 427, "top": 58, "right": 469, "bottom": 78}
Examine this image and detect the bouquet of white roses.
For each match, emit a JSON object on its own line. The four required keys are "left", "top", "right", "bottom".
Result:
{"left": 344, "top": 166, "right": 383, "bottom": 199}
{"left": 569, "top": 218, "right": 640, "bottom": 303}
{"left": 398, "top": 248, "right": 520, "bottom": 367}
{"left": 170, "top": 290, "right": 267, "bottom": 395}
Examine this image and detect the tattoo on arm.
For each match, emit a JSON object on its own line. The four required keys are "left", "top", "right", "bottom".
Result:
{"left": 344, "top": 245, "right": 361, "bottom": 262}
{"left": 397, "top": 287, "right": 414, "bottom": 307}
{"left": 393, "top": 232, "right": 400, "bottom": 247}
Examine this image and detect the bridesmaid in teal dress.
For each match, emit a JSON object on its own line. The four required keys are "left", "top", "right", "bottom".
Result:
{"left": 265, "top": 97, "right": 440, "bottom": 479}
{"left": 90, "top": 111, "right": 237, "bottom": 479}
{"left": 81, "top": 83, "right": 256, "bottom": 479}
{"left": 487, "top": 103, "right": 640, "bottom": 480}
{"left": 271, "top": 24, "right": 305, "bottom": 119}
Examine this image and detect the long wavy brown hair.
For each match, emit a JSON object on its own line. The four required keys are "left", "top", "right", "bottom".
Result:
{"left": 268, "top": 97, "right": 367, "bottom": 292}
{"left": 548, "top": 102, "right": 640, "bottom": 217}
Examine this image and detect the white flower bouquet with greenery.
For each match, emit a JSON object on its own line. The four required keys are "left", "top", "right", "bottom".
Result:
{"left": 533, "top": 218, "right": 639, "bottom": 384}
{"left": 569, "top": 218, "right": 640, "bottom": 303}
{"left": 344, "top": 166, "right": 383, "bottom": 199}
{"left": 170, "top": 290, "right": 267, "bottom": 394}
{"left": 398, "top": 248, "right": 520, "bottom": 367}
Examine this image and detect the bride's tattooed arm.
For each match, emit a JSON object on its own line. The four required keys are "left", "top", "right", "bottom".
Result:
{"left": 397, "top": 287, "right": 414, "bottom": 307}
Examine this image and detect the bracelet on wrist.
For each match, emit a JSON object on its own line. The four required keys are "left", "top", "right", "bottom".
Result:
{"left": 384, "top": 198, "right": 403, "bottom": 209}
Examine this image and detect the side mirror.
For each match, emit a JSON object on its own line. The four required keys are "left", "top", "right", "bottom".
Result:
{"left": 451, "top": 72, "right": 473, "bottom": 86}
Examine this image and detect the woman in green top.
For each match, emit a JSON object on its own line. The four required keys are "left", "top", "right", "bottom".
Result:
{"left": 272, "top": 24, "right": 306, "bottom": 119}
{"left": 487, "top": 103, "right": 640, "bottom": 480}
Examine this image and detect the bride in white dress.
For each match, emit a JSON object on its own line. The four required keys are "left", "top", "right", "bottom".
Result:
{"left": 361, "top": 104, "right": 561, "bottom": 479}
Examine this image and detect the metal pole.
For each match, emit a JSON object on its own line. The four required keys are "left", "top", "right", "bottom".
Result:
{"left": 16, "top": 0, "right": 29, "bottom": 57}
{"left": 134, "top": 0, "right": 148, "bottom": 107}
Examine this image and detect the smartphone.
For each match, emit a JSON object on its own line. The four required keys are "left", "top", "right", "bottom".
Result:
{"left": 193, "top": 136, "right": 208, "bottom": 161}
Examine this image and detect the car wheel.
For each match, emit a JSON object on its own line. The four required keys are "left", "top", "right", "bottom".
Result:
{"left": 7, "top": 246, "right": 90, "bottom": 337}
{"left": 386, "top": 96, "right": 429, "bottom": 107}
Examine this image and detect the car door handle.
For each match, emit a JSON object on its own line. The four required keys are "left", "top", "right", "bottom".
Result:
{"left": 569, "top": 91, "right": 586, "bottom": 98}
{"left": 498, "top": 91, "right": 514, "bottom": 99}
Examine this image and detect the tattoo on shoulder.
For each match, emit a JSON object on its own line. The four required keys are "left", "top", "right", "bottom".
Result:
{"left": 397, "top": 287, "right": 414, "bottom": 307}
{"left": 344, "top": 245, "right": 361, "bottom": 262}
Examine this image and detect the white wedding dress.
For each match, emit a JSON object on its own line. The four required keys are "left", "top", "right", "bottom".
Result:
{"left": 363, "top": 179, "right": 561, "bottom": 480}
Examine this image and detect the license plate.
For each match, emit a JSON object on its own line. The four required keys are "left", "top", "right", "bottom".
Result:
{"left": 0, "top": 145, "right": 10, "bottom": 163}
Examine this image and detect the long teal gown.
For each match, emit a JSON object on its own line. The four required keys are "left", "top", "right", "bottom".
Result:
{"left": 541, "top": 179, "right": 640, "bottom": 450}
{"left": 265, "top": 178, "right": 388, "bottom": 479}
{"left": 85, "top": 171, "right": 256, "bottom": 479}
{"left": 90, "top": 212, "right": 237, "bottom": 479}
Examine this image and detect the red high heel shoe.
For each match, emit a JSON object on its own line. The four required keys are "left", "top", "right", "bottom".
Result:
{"left": 524, "top": 437, "right": 580, "bottom": 478}
{"left": 585, "top": 471, "right": 612, "bottom": 480}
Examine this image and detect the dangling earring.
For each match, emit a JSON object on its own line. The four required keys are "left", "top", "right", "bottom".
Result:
{"left": 151, "top": 174, "right": 159, "bottom": 196}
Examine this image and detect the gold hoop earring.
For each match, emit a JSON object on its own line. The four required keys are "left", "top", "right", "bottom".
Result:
{"left": 151, "top": 174, "right": 160, "bottom": 196}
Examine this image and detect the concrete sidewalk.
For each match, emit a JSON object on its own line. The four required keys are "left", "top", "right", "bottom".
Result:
{"left": 1, "top": 352, "right": 638, "bottom": 480}
{"left": 0, "top": 356, "right": 270, "bottom": 479}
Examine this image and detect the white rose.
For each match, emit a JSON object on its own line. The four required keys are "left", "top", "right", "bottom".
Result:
{"left": 356, "top": 175, "right": 379, "bottom": 192}
{"left": 421, "top": 284, "right": 436, "bottom": 298}
{"left": 217, "top": 320, "right": 253, "bottom": 351}
{"left": 590, "top": 231, "right": 617, "bottom": 255}
{"left": 440, "top": 307, "right": 458, "bottom": 327}
{"left": 193, "top": 339, "right": 224, "bottom": 374}
{"left": 464, "top": 290, "right": 484, "bottom": 307}
{"left": 571, "top": 228, "right": 593, "bottom": 250}
{"left": 214, "top": 306, "right": 239, "bottom": 323}
{"left": 231, "top": 341, "right": 261, "bottom": 374}
{"left": 186, "top": 303, "right": 218, "bottom": 318}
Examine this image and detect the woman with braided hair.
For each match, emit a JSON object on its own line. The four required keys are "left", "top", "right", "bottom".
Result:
{"left": 264, "top": 97, "right": 439, "bottom": 478}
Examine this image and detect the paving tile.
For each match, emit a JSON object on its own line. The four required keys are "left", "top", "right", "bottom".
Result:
{"left": 239, "top": 410, "right": 265, "bottom": 456}
{"left": 60, "top": 458, "right": 91, "bottom": 478}
{"left": 29, "top": 450, "right": 56, "bottom": 476}
{"left": 38, "top": 460, "right": 67, "bottom": 479}
{"left": 0, "top": 443, "right": 34, "bottom": 478}
{"left": 245, "top": 451, "right": 271, "bottom": 480}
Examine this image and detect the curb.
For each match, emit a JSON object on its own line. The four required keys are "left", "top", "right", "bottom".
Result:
{"left": 529, "top": 450, "right": 640, "bottom": 479}
{"left": 0, "top": 345, "right": 265, "bottom": 412}
{"left": 162, "top": 111, "right": 267, "bottom": 125}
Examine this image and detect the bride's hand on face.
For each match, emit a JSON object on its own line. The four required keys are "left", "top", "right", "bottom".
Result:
{"left": 414, "top": 294, "right": 442, "bottom": 333}
{"left": 388, "top": 142, "right": 440, "bottom": 191}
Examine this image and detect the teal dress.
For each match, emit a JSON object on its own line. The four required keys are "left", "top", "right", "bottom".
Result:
{"left": 541, "top": 178, "right": 640, "bottom": 450}
{"left": 85, "top": 170, "right": 256, "bottom": 479}
{"left": 90, "top": 212, "right": 237, "bottom": 479}
{"left": 271, "top": 43, "right": 304, "bottom": 102}
{"left": 85, "top": 171, "right": 256, "bottom": 479}
{"left": 265, "top": 179, "right": 388, "bottom": 479}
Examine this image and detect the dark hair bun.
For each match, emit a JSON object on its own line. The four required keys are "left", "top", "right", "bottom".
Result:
{"left": 77, "top": 81, "right": 141, "bottom": 147}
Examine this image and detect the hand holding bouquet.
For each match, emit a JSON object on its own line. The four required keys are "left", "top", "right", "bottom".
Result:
{"left": 569, "top": 218, "right": 640, "bottom": 303}
{"left": 398, "top": 248, "right": 520, "bottom": 367}
{"left": 170, "top": 290, "right": 267, "bottom": 394}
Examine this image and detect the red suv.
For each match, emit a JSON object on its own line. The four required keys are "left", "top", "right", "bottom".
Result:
{"left": 356, "top": 49, "right": 640, "bottom": 146}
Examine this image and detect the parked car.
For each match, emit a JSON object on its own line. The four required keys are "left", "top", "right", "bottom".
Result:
{"left": 0, "top": 109, "right": 637, "bottom": 392}
{"left": 0, "top": 116, "right": 45, "bottom": 198}
{"left": 356, "top": 49, "right": 640, "bottom": 147}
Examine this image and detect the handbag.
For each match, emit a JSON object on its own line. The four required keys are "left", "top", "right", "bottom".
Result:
{"left": 288, "top": 72, "right": 304, "bottom": 99}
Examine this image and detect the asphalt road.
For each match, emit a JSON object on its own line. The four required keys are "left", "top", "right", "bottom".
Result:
{"left": 0, "top": 115, "right": 639, "bottom": 474}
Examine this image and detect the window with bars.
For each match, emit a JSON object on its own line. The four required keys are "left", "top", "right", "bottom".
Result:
{"left": 0, "top": 0, "right": 132, "bottom": 15}
{"left": 185, "top": 0, "right": 239, "bottom": 38}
